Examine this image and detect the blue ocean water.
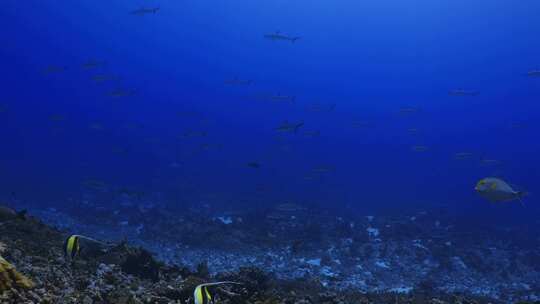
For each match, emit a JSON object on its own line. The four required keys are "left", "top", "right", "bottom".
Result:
{"left": 1, "top": 0, "right": 539, "bottom": 238}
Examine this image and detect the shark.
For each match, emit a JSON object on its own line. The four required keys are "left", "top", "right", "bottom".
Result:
{"left": 449, "top": 89, "right": 479, "bottom": 96}
{"left": 131, "top": 7, "right": 159, "bottom": 15}
{"left": 224, "top": 77, "right": 253, "bottom": 85}
{"left": 270, "top": 93, "right": 296, "bottom": 102}
{"left": 526, "top": 69, "right": 540, "bottom": 77}
{"left": 264, "top": 31, "right": 300, "bottom": 43}
{"left": 275, "top": 121, "right": 304, "bottom": 133}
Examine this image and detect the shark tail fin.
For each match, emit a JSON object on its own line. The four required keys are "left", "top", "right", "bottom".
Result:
{"left": 291, "top": 37, "right": 300, "bottom": 43}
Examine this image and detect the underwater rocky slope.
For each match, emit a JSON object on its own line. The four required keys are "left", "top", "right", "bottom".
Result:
{"left": 0, "top": 201, "right": 535, "bottom": 303}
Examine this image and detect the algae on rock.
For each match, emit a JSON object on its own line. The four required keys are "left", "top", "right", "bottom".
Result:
{"left": 0, "top": 256, "right": 35, "bottom": 291}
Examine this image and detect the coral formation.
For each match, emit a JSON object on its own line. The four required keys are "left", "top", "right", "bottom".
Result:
{"left": 0, "top": 240, "right": 34, "bottom": 293}
{"left": 0, "top": 255, "right": 34, "bottom": 291}
{"left": 1, "top": 206, "right": 539, "bottom": 303}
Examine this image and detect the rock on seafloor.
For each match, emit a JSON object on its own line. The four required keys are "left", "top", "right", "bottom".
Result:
{"left": 0, "top": 208, "right": 538, "bottom": 303}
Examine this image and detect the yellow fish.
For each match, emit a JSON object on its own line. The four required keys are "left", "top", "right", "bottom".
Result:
{"left": 194, "top": 282, "right": 241, "bottom": 304}
{"left": 63, "top": 234, "right": 111, "bottom": 260}
{"left": 475, "top": 177, "right": 526, "bottom": 204}
{"left": 63, "top": 235, "right": 81, "bottom": 259}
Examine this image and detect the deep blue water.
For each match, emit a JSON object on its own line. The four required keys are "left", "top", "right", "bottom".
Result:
{"left": 1, "top": 0, "right": 539, "bottom": 227}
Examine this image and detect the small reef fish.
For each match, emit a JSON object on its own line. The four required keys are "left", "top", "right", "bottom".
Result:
{"left": 411, "top": 145, "right": 428, "bottom": 152}
{"left": 526, "top": 69, "right": 540, "bottom": 77}
{"left": 64, "top": 234, "right": 111, "bottom": 260}
{"left": 449, "top": 89, "right": 479, "bottom": 96}
{"left": 247, "top": 162, "right": 260, "bottom": 168}
{"left": 194, "top": 282, "right": 241, "bottom": 304}
{"left": 64, "top": 235, "right": 81, "bottom": 260}
{"left": 475, "top": 177, "right": 526, "bottom": 203}
{"left": 407, "top": 128, "right": 419, "bottom": 134}
{"left": 131, "top": 7, "right": 159, "bottom": 15}
{"left": 275, "top": 121, "right": 304, "bottom": 133}
{"left": 224, "top": 77, "right": 252, "bottom": 85}
{"left": 0, "top": 105, "right": 6, "bottom": 113}
{"left": 264, "top": 31, "right": 300, "bottom": 43}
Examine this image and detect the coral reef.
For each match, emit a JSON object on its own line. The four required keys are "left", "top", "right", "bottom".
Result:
{"left": 2, "top": 204, "right": 539, "bottom": 303}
